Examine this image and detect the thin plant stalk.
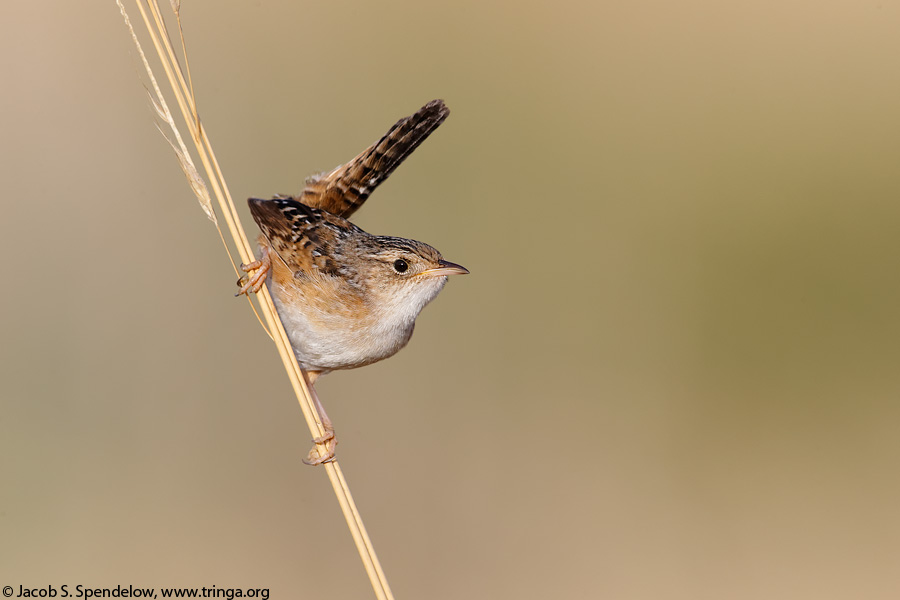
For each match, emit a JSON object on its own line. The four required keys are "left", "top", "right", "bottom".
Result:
{"left": 115, "top": 2, "right": 394, "bottom": 598}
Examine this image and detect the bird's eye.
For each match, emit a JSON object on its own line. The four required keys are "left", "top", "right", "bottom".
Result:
{"left": 393, "top": 259, "right": 409, "bottom": 273}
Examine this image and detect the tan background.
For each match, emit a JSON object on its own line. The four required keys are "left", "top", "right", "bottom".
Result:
{"left": 2, "top": 1, "right": 900, "bottom": 598}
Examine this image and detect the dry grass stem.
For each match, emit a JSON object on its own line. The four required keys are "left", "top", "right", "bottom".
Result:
{"left": 115, "top": 2, "right": 395, "bottom": 598}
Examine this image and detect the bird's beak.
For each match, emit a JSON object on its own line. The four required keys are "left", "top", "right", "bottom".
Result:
{"left": 420, "top": 259, "right": 469, "bottom": 277}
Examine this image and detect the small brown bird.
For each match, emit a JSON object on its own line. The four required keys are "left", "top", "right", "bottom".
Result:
{"left": 238, "top": 100, "right": 467, "bottom": 464}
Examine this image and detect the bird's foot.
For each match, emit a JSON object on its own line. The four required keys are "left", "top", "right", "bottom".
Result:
{"left": 236, "top": 250, "right": 271, "bottom": 296}
{"left": 303, "top": 428, "right": 337, "bottom": 466}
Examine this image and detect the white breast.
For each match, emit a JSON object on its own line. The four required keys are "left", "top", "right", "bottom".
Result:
{"left": 269, "top": 275, "right": 447, "bottom": 372}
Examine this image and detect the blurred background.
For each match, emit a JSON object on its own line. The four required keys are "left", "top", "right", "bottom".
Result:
{"left": 2, "top": 1, "right": 900, "bottom": 598}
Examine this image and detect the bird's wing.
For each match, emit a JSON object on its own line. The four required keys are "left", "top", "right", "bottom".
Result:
{"left": 247, "top": 196, "right": 359, "bottom": 277}
{"left": 298, "top": 99, "right": 450, "bottom": 218}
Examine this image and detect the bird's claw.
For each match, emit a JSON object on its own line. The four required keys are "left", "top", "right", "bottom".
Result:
{"left": 235, "top": 252, "right": 271, "bottom": 296}
{"left": 303, "top": 429, "right": 337, "bottom": 466}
